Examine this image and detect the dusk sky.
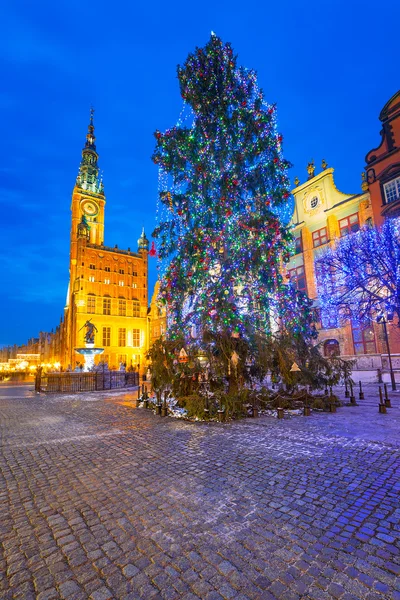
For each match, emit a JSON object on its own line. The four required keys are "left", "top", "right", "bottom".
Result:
{"left": 1, "top": 0, "right": 399, "bottom": 346}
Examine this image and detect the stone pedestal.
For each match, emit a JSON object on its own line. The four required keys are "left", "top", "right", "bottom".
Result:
{"left": 75, "top": 343, "right": 104, "bottom": 372}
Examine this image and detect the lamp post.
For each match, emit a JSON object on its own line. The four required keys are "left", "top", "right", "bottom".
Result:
{"left": 377, "top": 311, "right": 396, "bottom": 391}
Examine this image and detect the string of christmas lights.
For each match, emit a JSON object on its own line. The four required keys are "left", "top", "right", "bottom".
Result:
{"left": 315, "top": 219, "right": 400, "bottom": 327}
{"left": 152, "top": 34, "right": 314, "bottom": 348}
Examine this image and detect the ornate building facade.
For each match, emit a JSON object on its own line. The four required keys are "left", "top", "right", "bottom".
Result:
{"left": 62, "top": 112, "right": 149, "bottom": 371}
{"left": 365, "top": 90, "right": 400, "bottom": 225}
{"left": 288, "top": 162, "right": 375, "bottom": 357}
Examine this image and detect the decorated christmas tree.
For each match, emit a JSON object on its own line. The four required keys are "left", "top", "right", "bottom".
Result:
{"left": 153, "top": 34, "right": 313, "bottom": 361}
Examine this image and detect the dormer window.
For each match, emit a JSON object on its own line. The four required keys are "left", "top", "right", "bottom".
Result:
{"left": 383, "top": 176, "right": 400, "bottom": 204}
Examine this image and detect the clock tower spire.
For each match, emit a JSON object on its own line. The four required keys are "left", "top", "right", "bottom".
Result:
{"left": 76, "top": 107, "right": 102, "bottom": 193}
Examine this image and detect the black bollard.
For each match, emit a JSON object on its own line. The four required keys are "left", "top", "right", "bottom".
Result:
{"left": 345, "top": 380, "right": 349, "bottom": 398}
{"left": 349, "top": 381, "right": 356, "bottom": 404}
{"left": 379, "top": 387, "right": 387, "bottom": 413}
{"left": 384, "top": 383, "right": 392, "bottom": 408}
{"left": 359, "top": 381, "right": 364, "bottom": 400}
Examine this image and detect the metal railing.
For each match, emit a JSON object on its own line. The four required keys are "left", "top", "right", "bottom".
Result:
{"left": 36, "top": 371, "right": 139, "bottom": 393}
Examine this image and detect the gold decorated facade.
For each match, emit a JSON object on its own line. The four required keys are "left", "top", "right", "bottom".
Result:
{"left": 62, "top": 112, "right": 149, "bottom": 372}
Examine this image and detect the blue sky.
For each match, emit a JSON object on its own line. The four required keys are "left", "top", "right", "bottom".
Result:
{"left": 0, "top": 0, "right": 399, "bottom": 346}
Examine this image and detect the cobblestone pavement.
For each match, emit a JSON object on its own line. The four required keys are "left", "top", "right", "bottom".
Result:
{"left": 0, "top": 383, "right": 399, "bottom": 600}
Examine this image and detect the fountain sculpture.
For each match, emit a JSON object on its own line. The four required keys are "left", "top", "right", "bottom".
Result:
{"left": 75, "top": 320, "right": 104, "bottom": 371}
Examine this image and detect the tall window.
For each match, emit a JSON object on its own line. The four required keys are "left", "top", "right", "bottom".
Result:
{"left": 339, "top": 213, "right": 359, "bottom": 237}
{"left": 383, "top": 176, "right": 400, "bottom": 204}
{"left": 132, "top": 282, "right": 137, "bottom": 288}
{"left": 89, "top": 263, "right": 96, "bottom": 270}
{"left": 103, "top": 297, "right": 111, "bottom": 315}
{"left": 118, "top": 281, "right": 124, "bottom": 286}
{"left": 102, "top": 327, "right": 111, "bottom": 347}
{"left": 118, "top": 354, "right": 127, "bottom": 365}
{"left": 295, "top": 234, "right": 303, "bottom": 254}
{"left": 87, "top": 295, "right": 96, "bottom": 314}
{"left": 312, "top": 227, "right": 328, "bottom": 248}
{"left": 352, "top": 322, "right": 376, "bottom": 355}
{"left": 132, "top": 300, "right": 140, "bottom": 317}
{"left": 118, "top": 299, "right": 126, "bottom": 316}
{"left": 104, "top": 278, "right": 110, "bottom": 285}
{"left": 288, "top": 265, "right": 306, "bottom": 292}
{"left": 132, "top": 271, "right": 138, "bottom": 277}
{"left": 88, "top": 276, "right": 95, "bottom": 282}
{"left": 104, "top": 266, "right": 111, "bottom": 272}
{"left": 119, "top": 268, "right": 125, "bottom": 274}
{"left": 118, "top": 328, "right": 126, "bottom": 347}
{"left": 132, "top": 329, "right": 140, "bottom": 347}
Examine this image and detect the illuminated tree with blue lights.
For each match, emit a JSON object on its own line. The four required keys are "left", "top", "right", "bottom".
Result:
{"left": 152, "top": 35, "right": 314, "bottom": 356}
{"left": 316, "top": 218, "right": 400, "bottom": 326}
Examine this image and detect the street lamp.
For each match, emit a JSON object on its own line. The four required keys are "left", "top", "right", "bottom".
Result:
{"left": 377, "top": 311, "right": 396, "bottom": 391}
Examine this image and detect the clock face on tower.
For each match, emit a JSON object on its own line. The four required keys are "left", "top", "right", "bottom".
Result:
{"left": 81, "top": 199, "right": 99, "bottom": 217}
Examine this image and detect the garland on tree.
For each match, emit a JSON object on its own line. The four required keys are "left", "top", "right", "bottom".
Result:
{"left": 152, "top": 34, "right": 315, "bottom": 350}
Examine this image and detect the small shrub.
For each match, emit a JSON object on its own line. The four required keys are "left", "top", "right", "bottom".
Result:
{"left": 311, "top": 398, "right": 324, "bottom": 410}
{"left": 177, "top": 395, "right": 210, "bottom": 418}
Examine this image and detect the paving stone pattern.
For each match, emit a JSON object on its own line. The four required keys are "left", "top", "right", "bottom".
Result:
{"left": 0, "top": 384, "right": 399, "bottom": 599}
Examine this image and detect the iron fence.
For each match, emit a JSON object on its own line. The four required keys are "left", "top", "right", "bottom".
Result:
{"left": 36, "top": 371, "right": 139, "bottom": 393}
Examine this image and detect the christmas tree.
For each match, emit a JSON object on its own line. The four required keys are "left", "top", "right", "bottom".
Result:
{"left": 153, "top": 34, "right": 312, "bottom": 356}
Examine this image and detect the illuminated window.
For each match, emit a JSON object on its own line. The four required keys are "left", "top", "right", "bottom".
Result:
{"left": 89, "top": 264, "right": 96, "bottom": 270}
{"left": 132, "top": 329, "right": 140, "bottom": 347}
{"left": 88, "top": 276, "right": 95, "bottom": 282}
{"left": 339, "top": 213, "right": 359, "bottom": 237}
{"left": 104, "top": 278, "right": 110, "bottom": 285}
{"left": 119, "top": 268, "right": 124, "bottom": 274}
{"left": 102, "top": 327, "right": 111, "bottom": 347}
{"left": 103, "top": 297, "right": 111, "bottom": 315}
{"left": 312, "top": 227, "right": 328, "bottom": 248}
{"left": 288, "top": 265, "right": 307, "bottom": 292}
{"left": 132, "top": 300, "right": 140, "bottom": 317}
{"left": 132, "top": 282, "right": 137, "bottom": 288}
{"left": 352, "top": 322, "right": 376, "bottom": 355}
{"left": 104, "top": 266, "right": 111, "bottom": 272}
{"left": 118, "top": 299, "right": 126, "bottom": 316}
{"left": 383, "top": 176, "right": 400, "bottom": 204}
{"left": 118, "top": 281, "right": 124, "bottom": 286}
{"left": 118, "top": 328, "right": 126, "bottom": 347}
{"left": 87, "top": 295, "right": 96, "bottom": 314}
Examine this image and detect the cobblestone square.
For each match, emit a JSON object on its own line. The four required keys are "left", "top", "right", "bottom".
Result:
{"left": 0, "top": 384, "right": 399, "bottom": 599}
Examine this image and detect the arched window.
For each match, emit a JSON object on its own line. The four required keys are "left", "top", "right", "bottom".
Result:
{"left": 323, "top": 339, "right": 340, "bottom": 357}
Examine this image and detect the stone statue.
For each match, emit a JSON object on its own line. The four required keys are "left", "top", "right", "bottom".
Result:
{"left": 80, "top": 320, "right": 98, "bottom": 344}
{"left": 307, "top": 160, "right": 315, "bottom": 180}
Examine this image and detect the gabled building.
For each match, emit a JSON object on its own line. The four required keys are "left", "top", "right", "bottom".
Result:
{"left": 365, "top": 90, "right": 400, "bottom": 225}
{"left": 288, "top": 161, "right": 375, "bottom": 357}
